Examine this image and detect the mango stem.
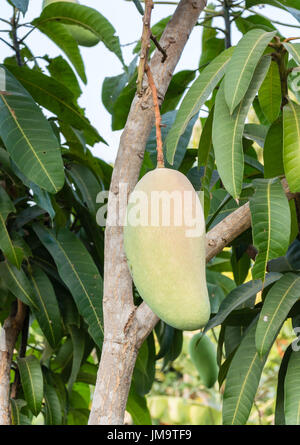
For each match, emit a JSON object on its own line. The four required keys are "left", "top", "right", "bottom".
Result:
{"left": 145, "top": 63, "right": 165, "bottom": 168}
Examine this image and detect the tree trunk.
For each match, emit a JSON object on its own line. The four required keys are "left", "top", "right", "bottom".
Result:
{"left": 89, "top": 0, "right": 208, "bottom": 425}
{"left": 88, "top": 0, "right": 295, "bottom": 426}
{"left": 0, "top": 301, "right": 26, "bottom": 425}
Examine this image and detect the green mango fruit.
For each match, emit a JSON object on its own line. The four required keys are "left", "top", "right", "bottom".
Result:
{"left": 43, "top": 0, "right": 100, "bottom": 47}
{"left": 123, "top": 167, "right": 210, "bottom": 331}
{"left": 188, "top": 332, "right": 218, "bottom": 388}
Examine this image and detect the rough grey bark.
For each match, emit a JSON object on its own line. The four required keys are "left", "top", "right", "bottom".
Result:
{"left": 88, "top": 0, "right": 207, "bottom": 425}
{"left": 0, "top": 301, "right": 26, "bottom": 425}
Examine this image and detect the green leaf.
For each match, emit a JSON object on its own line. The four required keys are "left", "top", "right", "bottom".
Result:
{"left": 126, "top": 385, "right": 152, "bottom": 425}
{"left": 0, "top": 66, "right": 65, "bottom": 194}
{"left": 66, "top": 162, "right": 103, "bottom": 216}
{"left": 33, "top": 224, "right": 104, "bottom": 348}
{"left": 36, "top": 2, "right": 123, "bottom": 65}
{"left": 275, "top": 344, "right": 293, "bottom": 425}
{"left": 283, "top": 100, "right": 300, "bottom": 192}
{"left": 47, "top": 56, "right": 82, "bottom": 100}
{"left": 132, "top": 0, "right": 144, "bottom": 15}
{"left": 198, "top": 108, "right": 215, "bottom": 219}
{"left": 231, "top": 246, "right": 251, "bottom": 286}
{"left": 253, "top": 96, "right": 270, "bottom": 126}
{"left": 133, "top": 333, "right": 155, "bottom": 396}
{"left": 0, "top": 186, "right": 24, "bottom": 268}
{"left": 258, "top": 61, "right": 281, "bottom": 123}
{"left": 161, "top": 70, "right": 196, "bottom": 115}
{"left": 44, "top": 384, "right": 63, "bottom": 425}
{"left": 250, "top": 178, "right": 291, "bottom": 282}
{"left": 165, "top": 47, "right": 235, "bottom": 165}
{"left": 256, "top": 273, "right": 300, "bottom": 357}
{"left": 10, "top": 399, "right": 27, "bottom": 425}
{"left": 224, "top": 29, "right": 276, "bottom": 114}
{"left": 17, "top": 356, "right": 44, "bottom": 417}
{"left": 284, "top": 349, "right": 300, "bottom": 424}
{"left": 203, "top": 272, "right": 282, "bottom": 334}
{"left": 33, "top": 20, "right": 86, "bottom": 83}
{"left": 223, "top": 319, "right": 271, "bottom": 425}
{"left": 146, "top": 111, "right": 198, "bottom": 170}
{"left": 5, "top": 64, "right": 103, "bottom": 147}
{"left": 10, "top": 0, "right": 29, "bottom": 14}
{"left": 235, "top": 14, "right": 277, "bottom": 34}
{"left": 283, "top": 42, "right": 300, "bottom": 66}
{"left": 264, "top": 118, "right": 284, "bottom": 178}
{"left": 0, "top": 261, "right": 37, "bottom": 309}
{"left": 244, "top": 123, "right": 269, "bottom": 148}
{"left": 111, "top": 73, "right": 137, "bottom": 131}
{"left": 67, "top": 325, "right": 85, "bottom": 393}
{"left": 30, "top": 265, "right": 63, "bottom": 349}
{"left": 278, "top": 1, "right": 300, "bottom": 22}
{"left": 199, "top": 38, "right": 225, "bottom": 70}
{"left": 213, "top": 56, "right": 271, "bottom": 198}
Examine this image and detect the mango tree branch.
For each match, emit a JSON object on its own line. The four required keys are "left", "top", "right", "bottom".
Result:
{"left": 137, "top": 0, "right": 154, "bottom": 95}
{"left": 88, "top": 0, "right": 208, "bottom": 425}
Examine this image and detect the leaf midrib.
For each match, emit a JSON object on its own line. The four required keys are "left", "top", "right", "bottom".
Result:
{"left": 31, "top": 274, "right": 56, "bottom": 346}
{"left": 230, "top": 33, "right": 267, "bottom": 112}
{"left": 231, "top": 351, "right": 258, "bottom": 424}
{"left": 259, "top": 276, "right": 300, "bottom": 356}
{"left": 52, "top": 233, "right": 103, "bottom": 336}
{"left": 0, "top": 93, "right": 58, "bottom": 193}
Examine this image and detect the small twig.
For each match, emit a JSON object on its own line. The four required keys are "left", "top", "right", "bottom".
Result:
{"left": 18, "top": 26, "right": 37, "bottom": 45}
{"left": 11, "top": 7, "right": 23, "bottom": 66}
{"left": 145, "top": 64, "right": 164, "bottom": 168}
{"left": 202, "top": 24, "right": 226, "bottom": 35}
{"left": 223, "top": 0, "right": 232, "bottom": 49}
{"left": 150, "top": 33, "right": 167, "bottom": 62}
{"left": 121, "top": 39, "right": 139, "bottom": 47}
{"left": 137, "top": 0, "right": 154, "bottom": 95}
{"left": 0, "top": 36, "right": 15, "bottom": 50}
{"left": 284, "top": 37, "right": 300, "bottom": 42}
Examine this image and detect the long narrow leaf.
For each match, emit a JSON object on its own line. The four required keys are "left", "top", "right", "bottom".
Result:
{"left": 198, "top": 108, "right": 215, "bottom": 219}
{"left": 283, "top": 42, "right": 300, "bottom": 65}
{"left": 17, "top": 356, "right": 44, "bottom": 417}
{"left": 0, "top": 261, "right": 37, "bottom": 309}
{"left": 35, "top": 2, "right": 123, "bottom": 65}
{"left": 44, "top": 384, "right": 62, "bottom": 425}
{"left": 223, "top": 318, "right": 271, "bottom": 425}
{"left": 34, "top": 20, "right": 86, "bottom": 83}
{"left": 0, "top": 187, "right": 24, "bottom": 268}
{"left": 224, "top": 29, "right": 276, "bottom": 113}
{"left": 283, "top": 100, "right": 300, "bottom": 192}
{"left": 275, "top": 344, "right": 293, "bottom": 425}
{"left": 5, "top": 64, "right": 103, "bottom": 147}
{"left": 204, "top": 272, "right": 282, "bottom": 334}
{"left": 258, "top": 61, "right": 281, "bottom": 123}
{"left": 165, "top": 47, "right": 234, "bottom": 165}
{"left": 213, "top": 56, "right": 271, "bottom": 198}
{"left": 250, "top": 178, "right": 291, "bottom": 281}
{"left": 0, "top": 66, "right": 64, "bottom": 194}
{"left": 33, "top": 224, "right": 104, "bottom": 348}
{"left": 30, "top": 265, "right": 63, "bottom": 349}
{"left": 284, "top": 349, "right": 300, "bottom": 424}
{"left": 67, "top": 325, "right": 85, "bottom": 393}
{"left": 256, "top": 273, "right": 300, "bottom": 356}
